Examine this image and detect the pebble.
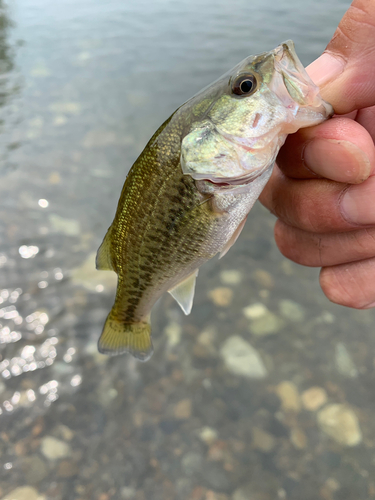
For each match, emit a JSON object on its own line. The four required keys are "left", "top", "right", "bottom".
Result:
{"left": 232, "top": 489, "right": 247, "bottom": 500}
{"left": 197, "top": 327, "right": 217, "bottom": 353}
{"left": 317, "top": 404, "right": 362, "bottom": 446}
{"left": 232, "top": 487, "right": 271, "bottom": 500}
{"left": 54, "top": 424, "right": 74, "bottom": 441}
{"left": 30, "top": 63, "right": 50, "bottom": 78}
{"left": 281, "top": 260, "right": 294, "bottom": 275}
{"left": 82, "top": 129, "right": 119, "bottom": 148}
{"left": 220, "top": 336, "right": 267, "bottom": 379}
{"left": 174, "top": 399, "right": 192, "bottom": 419}
{"left": 198, "top": 426, "right": 218, "bottom": 445}
{"left": 21, "top": 455, "right": 47, "bottom": 484}
{"left": 49, "top": 214, "right": 80, "bottom": 236}
{"left": 181, "top": 452, "right": 203, "bottom": 476}
{"left": 120, "top": 487, "right": 136, "bottom": 499}
{"left": 253, "top": 269, "right": 274, "bottom": 288}
{"left": 220, "top": 270, "right": 242, "bottom": 285}
{"left": 49, "top": 172, "right": 61, "bottom": 184}
{"left": 205, "top": 493, "right": 229, "bottom": 500}
{"left": 278, "top": 300, "right": 305, "bottom": 322}
{"left": 203, "top": 463, "right": 231, "bottom": 492}
{"left": 243, "top": 303, "right": 284, "bottom": 336}
{"left": 290, "top": 427, "right": 307, "bottom": 449}
{"left": 252, "top": 427, "right": 276, "bottom": 452}
{"left": 208, "top": 287, "right": 233, "bottom": 307}
{"left": 71, "top": 252, "right": 117, "bottom": 291}
{"left": 49, "top": 101, "right": 81, "bottom": 115}
{"left": 301, "top": 387, "right": 328, "bottom": 411}
{"left": 275, "top": 381, "right": 301, "bottom": 412}
{"left": 40, "top": 436, "right": 71, "bottom": 460}
{"left": 243, "top": 303, "right": 268, "bottom": 320}
{"left": 1, "top": 487, "right": 45, "bottom": 500}
{"left": 335, "top": 343, "right": 358, "bottom": 378}
{"left": 164, "top": 321, "right": 182, "bottom": 347}
{"left": 249, "top": 313, "right": 284, "bottom": 337}
{"left": 57, "top": 460, "right": 77, "bottom": 478}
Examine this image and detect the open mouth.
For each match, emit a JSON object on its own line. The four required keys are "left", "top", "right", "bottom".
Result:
{"left": 197, "top": 161, "right": 272, "bottom": 189}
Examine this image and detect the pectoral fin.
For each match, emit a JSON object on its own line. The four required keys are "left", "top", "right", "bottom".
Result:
{"left": 219, "top": 217, "right": 247, "bottom": 259}
{"left": 168, "top": 270, "right": 199, "bottom": 315}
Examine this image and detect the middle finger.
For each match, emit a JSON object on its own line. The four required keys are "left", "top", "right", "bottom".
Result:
{"left": 259, "top": 168, "right": 375, "bottom": 233}
{"left": 274, "top": 220, "right": 375, "bottom": 268}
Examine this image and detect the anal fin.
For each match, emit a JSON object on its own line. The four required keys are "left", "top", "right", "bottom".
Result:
{"left": 96, "top": 228, "right": 114, "bottom": 271}
{"left": 219, "top": 216, "right": 247, "bottom": 259}
{"left": 168, "top": 269, "right": 198, "bottom": 315}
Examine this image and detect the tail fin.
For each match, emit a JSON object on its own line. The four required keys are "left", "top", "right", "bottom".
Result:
{"left": 98, "top": 312, "right": 153, "bottom": 361}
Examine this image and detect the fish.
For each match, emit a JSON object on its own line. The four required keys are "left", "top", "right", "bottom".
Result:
{"left": 96, "top": 40, "right": 333, "bottom": 361}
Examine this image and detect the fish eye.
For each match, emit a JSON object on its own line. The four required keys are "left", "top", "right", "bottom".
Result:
{"left": 232, "top": 74, "right": 258, "bottom": 96}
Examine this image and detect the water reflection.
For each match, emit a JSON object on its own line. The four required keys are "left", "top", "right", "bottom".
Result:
{"left": 0, "top": 0, "right": 15, "bottom": 97}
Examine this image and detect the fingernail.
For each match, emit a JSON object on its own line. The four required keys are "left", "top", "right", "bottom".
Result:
{"left": 307, "top": 52, "right": 345, "bottom": 87}
{"left": 340, "top": 176, "right": 375, "bottom": 225}
{"left": 304, "top": 139, "right": 371, "bottom": 183}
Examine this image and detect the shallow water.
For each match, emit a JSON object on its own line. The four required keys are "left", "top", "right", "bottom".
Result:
{"left": 3, "top": 0, "right": 375, "bottom": 499}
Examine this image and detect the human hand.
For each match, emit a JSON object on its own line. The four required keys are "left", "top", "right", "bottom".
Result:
{"left": 260, "top": 0, "right": 375, "bottom": 309}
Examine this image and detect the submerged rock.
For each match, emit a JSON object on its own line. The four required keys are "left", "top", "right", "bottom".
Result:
{"left": 220, "top": 336, "right": 267, "bottom": 379}
{"left": 198, "top": 426, "right": 218, "bottom": 445}
{"left": 243, "top": 303, "right": 285, "bottom": 336}
{"left": 208, "top": 287, "right": 233, "bottom": 307}
{"left": 275, "top": 381, "right": 301, "bottom": 412}
{"left": 220, "top": 270, "right": 242, "bottom": 285}
{"left": 71, "top": 252, "right": 117, "bottom": 292}
{"left": 174, "top": 399, "right": 192, "bottom": 420}
{"left": 243, "top": 303, "right": 268, "bottom": 320}
{"left": 301, "top": 386, "right": 328, "bottom": 411}
{"left": 49, "top": 214, "right": 80, "bottom": 236}
{"left": 164, "top": 321, "right": 182, "bottom": 347}
{"left": 253, "top": 269, "right": 274, "bottom": 289}
{"left": 1, "top": 487, "right": 45, "bottom": 500}
{"left": 335, "top": 343, "right": 358, "bottom": 378}
{"left": 40, "top": 436, "right": 71, "bottom": 460}
{"left": 278, "top": 299, "right": 305, "bottom": 322}
{"left": 21, "top": 455, "right": 48, "bottom": 484}
{"left": 317, "top": 404, "right": 362, "bottom": 446}
{"left": 290, "top": 427, "right": 307, "bottom": 449}
{"left": 181, "top": 452, "right": 203, "bottom": 476}
{"left": 252, "top": 427, "right": 276, "bottom": 452}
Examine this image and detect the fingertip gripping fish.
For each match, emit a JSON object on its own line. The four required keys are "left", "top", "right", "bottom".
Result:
{"left": 96, "top": 41, "right": 333, "bottom": 361}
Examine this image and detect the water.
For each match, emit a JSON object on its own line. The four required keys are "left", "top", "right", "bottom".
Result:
{"left": 2, "top": 0, "right": 375, "bottom": 499}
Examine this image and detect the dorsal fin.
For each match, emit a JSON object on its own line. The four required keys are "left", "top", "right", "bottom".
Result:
{"left": 219, "top": 216, "right": 247, "bottom": 259}
{"left": 96, "top": 228, "right": 114, "bottom": 271}
{"left": 168, "top": 269, "right": 199, "bottom": 315}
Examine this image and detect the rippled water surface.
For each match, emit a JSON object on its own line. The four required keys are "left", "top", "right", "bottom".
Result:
{"left": 3, "top": 1, "right": 375, "bottom": 499}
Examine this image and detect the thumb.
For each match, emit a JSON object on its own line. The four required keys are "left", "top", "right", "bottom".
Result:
{"left": 307, "top": 0, "right": 375, "bottom": 114}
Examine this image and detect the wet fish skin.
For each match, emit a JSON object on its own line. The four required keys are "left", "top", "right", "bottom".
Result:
{"left": 96, "top": 41, "right": 333, "bottom": 360}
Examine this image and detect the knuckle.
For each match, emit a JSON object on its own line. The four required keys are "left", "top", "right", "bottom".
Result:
{"left": 274, "top": 221, "right": 319, "bottom": 266}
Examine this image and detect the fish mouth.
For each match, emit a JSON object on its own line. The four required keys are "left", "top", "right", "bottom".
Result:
{"left": 271, "top": 40, "right": 334, "bottom": 121}
{"left": 195, "top": 161, "right": 274, "bottom": 195}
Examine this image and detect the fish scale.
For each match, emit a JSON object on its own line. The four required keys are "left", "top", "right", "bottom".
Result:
{"left": 96, "top": 40, "right": 333, "bottom": 360}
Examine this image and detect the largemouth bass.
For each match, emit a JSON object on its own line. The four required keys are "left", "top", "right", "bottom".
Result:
{"left": 96, "top": 41, "right": 332, "bottom": 361}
